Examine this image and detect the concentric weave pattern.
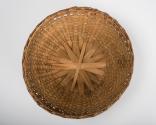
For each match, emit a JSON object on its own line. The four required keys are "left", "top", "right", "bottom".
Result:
{"left": 22, "top": 7, "right": 134, "bottom": 118}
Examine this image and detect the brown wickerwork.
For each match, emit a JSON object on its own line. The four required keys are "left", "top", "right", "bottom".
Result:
{"left": 22, "top": 6, "right": 134, "bottom": 118}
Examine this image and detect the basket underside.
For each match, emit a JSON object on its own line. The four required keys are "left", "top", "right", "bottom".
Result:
{"left": 22, "top": 7, "right": 134, "bottom": 118}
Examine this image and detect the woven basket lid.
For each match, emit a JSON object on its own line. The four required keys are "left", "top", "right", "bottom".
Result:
{"left": 22, "top": 7, "right": 134, "bottom": 118}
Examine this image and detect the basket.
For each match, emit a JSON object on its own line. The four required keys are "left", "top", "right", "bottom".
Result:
{"left": 22, "top": 6, "right": 134, "bottom": 118}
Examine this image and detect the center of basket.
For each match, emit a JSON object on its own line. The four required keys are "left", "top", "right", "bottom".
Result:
{"left": 52, "top": 39, "right": 106, "bottom": 95}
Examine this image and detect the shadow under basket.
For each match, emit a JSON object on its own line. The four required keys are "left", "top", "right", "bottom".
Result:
{"left": 22, "top": 6, "right": 134, "bottom": 119}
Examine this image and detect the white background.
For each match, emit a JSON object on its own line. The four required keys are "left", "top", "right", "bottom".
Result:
{"left": 0, "top": 0, "right": 156, "bottom": 125}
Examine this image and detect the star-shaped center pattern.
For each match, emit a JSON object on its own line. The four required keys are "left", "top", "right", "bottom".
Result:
{"left": 52, "top": 37, "right": 106, "bottom": 95}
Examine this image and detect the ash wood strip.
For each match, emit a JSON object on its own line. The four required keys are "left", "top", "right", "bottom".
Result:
{"left": 71, "top": 41, "right": 87, "bottom": 91}
{"left": 60, "top": 71, "right": 74, "bottom": 86}
{"left": 80, "top": 71, "right": 94, "bottom": 91}
{"left": 77, "top": 75, "right": 84, "bottom": 95}
{"left": 84, "top": 68, "right": 104, "bottom": 75}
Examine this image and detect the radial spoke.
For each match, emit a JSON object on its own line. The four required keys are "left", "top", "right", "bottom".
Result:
{"left": 55, "top": 70, "right": 68, "bottom": 78}
{"left": 73, "top": 42, "right": 80, "bottom": 56}
{"left": 63, "top": 43, "right": 78, "bottom": 62}
{"left": 81, "top": 62, "right": 106, "bottom": 69}
{"left": 84, "top": 49, "right": 96, "bottom": 61}
{"left": 77, "top": 75, "right": 84, "bottom": 95}
{"left": 61, "top": 71, "right": 74, "bottom": 86}
{"left": 88, "top": 73, "right": 101, "bottom": 84}
{"left": 80, "top": 71, "right": 94, "bottom": 91}
{"left": 52, "top": 63, "right": 76, "bottom": 70}
{"left": 71, "top": 41, "right": 87, "bottom": 91}
{"left": 86, "top": 54, "right": 104, "bottom": 62}
{"left": 84, "top": 68, "right": 104, "bottom": 76}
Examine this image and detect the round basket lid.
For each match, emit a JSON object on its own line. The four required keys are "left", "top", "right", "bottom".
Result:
{"left": 22, "top": 7, "right": 134, "bottom": 118}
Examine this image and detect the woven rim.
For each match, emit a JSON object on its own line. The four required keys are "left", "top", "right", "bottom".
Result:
{"left": 22, "top": 6, "right": 134, "bottom": 119}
